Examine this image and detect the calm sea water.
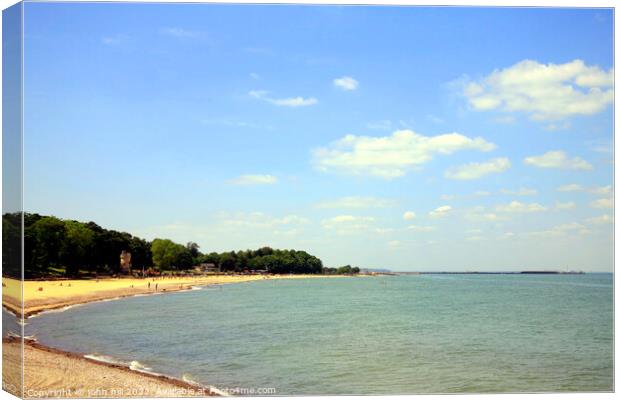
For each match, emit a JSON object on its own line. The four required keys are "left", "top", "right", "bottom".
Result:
{"left": 17, "top": 274, "right": 614, "bottom": 394}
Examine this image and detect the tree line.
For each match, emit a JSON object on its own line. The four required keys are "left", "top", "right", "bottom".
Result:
{"left": 3, "top": 213, "right": 359, "bottom": 278}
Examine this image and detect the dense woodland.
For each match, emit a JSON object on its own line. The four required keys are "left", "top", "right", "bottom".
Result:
{"left": 2, "top": 213, "right": 360, "bottom": 278}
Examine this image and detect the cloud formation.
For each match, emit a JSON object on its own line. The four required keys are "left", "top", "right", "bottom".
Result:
{"left": 528, "top": 222, "right": 590, "bottom": 238}
{"left": 496, "top": 201, "right": 546, "bottom": 213}
{"left": 321, "top": 215, "right": 375, "bottom": 234}
{"left": 403, "top": 211, "right": 416, "bottom": 220}
{"left": 429, "top": 205, "right": 452, "bottom": 218}
{"left": 445, "top": 157, "right": 510, "bottom": 180}
{"left": 333, "top": 76, "right": 359, "bottom": 91}
{"left": 585, "top": 214, "right": 613, "bottom": 225}
{"left": 500, "top": 187, "right": 537, "bottom": 196}
{"left": 524, "top": 151, "right": 593, "bottom": 170}
{"left": 555, "top": 201, "right": 576, "bottom": 210}
{"left": 407, "top": 225, "right": 436, "bottom": 232}
{"left": 591, "top": 198, "right": 613, "bottom": 209}
{"left": 463, "top": 59, "right": 613, "bottom": 120}
{"left": 557, "top": 184, "right": 611, "bottom": 195}
{"left": 219, "top": 212, "right": 309, "bottom": 228}
{"left": 316, "top": 196, "right": 396, "bottom": 209}
{"left": 313, "top": 130, "right": 496, "bottom": 179}
{"left": 249, "top": 90, "right": 317, "bottom": 107}
{"left": 228, "top": 174, "right": 278, "bottom": 185}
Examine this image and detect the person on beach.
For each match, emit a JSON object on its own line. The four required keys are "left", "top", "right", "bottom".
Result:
{"left": 148, "top": 282, "right": 150, "bottom": 289}
{"left": 155, "top": 283, "right": 158, "bottom": 291}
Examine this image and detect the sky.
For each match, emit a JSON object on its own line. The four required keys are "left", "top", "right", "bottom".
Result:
{"left": 21, "top": 3, "right": 614, "bottom": 271}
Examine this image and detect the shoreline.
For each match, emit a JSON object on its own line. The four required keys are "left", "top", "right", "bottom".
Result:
{"left": 3, "top": 337, "right": 222, "bottom": 398}
{"left": 2, "top": 274, "right": 349, "bottom": 319}
{"left": 2, "top": 274, "right": 356, "bottom": 397}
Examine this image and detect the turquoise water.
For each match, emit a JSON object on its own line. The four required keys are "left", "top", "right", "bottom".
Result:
{"left": 22, "top": 274, "right": 613, "bottom": 394}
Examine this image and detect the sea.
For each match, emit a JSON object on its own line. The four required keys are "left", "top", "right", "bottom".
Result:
{"left": 5, "top": 273, "right": 614, "bottom": 394}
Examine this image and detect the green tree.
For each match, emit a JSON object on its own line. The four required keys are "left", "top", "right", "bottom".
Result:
{"left": 61, "top": 221, "right": 95, "bottom": 277}
{"left": 28, "top": 216, "right": 66, "bottom": 275}
{"left": 3, "top": 213, "right": 22, "bottom": 278}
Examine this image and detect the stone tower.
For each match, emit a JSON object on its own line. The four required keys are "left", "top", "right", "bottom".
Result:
{"left": 120, "top": 250, "right": 132, "bottom": 274}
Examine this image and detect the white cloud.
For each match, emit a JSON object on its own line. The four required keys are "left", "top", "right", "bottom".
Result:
{"left": 590, "top": 198, "right": 613, "bottom": 209}
{"left": 496, "top": 201, "right": 546, "bottom": 213}
{"left": 445, "top": 157, "right": 510, "bottom": 180}
{"left": 463, "top": 59, "right": 613, "bottom": 121}
{"left": 313, "top": 130, "right": 496, "bottom": 179}
{"left": 333, "top": 76, "right": 359, "bottom": 91}
{"left": 387, "top": 240, "right": 402, "bottom": 248}
{"left": 557, "top": 183, "right": 584, "bottom": 192}
{"left": 555, "top": 201, "right": 576, "bottom": 210}
{"left": 249, "top": 90, "right": 317, "bottom": 107}
{"left": 219, "top": 212, "right": 310, "bottom": 228}
{"left": 524, "top": 151, "right": 592, "bottom": 170}
{"left": 407, "top": 225, "right": 436, "bottom": 232}
{"left": 429, "top": 205, "right": 452, "bottom": 218}
{"left": 441, "top": 191, "right": 491, "bottom": 201}
{"left": 321, "top": 215, "right": 375, "bottom": 234}
{"left": 529, "top": 222, "right": 590, "bottom": 238}
{"left": 557, "top": 184, "right": 611, "bottom": 195}
{"left": 250, "top": 72, "right": 260, "bottom": 80}
{"left": 544, "top": 121, "right": 571, "bottom": 131}
{"left": 591, "top": 185, "right": 613, "bottom": 195}
{"left": 464, "top": 206, "right": 505, "bottom": 222}
{"left": 403, "top": 211, "right": 416, "bottom": 220}
{"left": 316, "top": 196, "right": 396, "bottom": 209}
{"left": 500, "top": 187, "right": 537, "bottom": 196}
{"left": 228, "top": 174, "right": 278, "bottom": 185}
{"left": 585, "top": 214, "right": 613, "bottom": 225}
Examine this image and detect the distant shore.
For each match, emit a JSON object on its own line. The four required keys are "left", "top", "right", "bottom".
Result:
{"left": 2, "top": 274, "right": 349, "bottom": 319}
{"left": 2, "top": 338, "right": 218, "bottom": 398}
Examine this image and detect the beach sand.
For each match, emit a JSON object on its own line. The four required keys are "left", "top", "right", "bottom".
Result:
{"left": 3, "top": 339, "right": 215, "bottom": 398}
{"left": 2, "top": 274, "right": 338, "bottom": 318}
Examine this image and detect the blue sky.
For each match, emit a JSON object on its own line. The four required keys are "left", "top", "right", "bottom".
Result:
{"left": 22, "top": 4, "right": 613, "bottom": 271}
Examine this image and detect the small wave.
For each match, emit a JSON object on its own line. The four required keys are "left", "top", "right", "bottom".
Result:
{"left": 99, "top": 297, "right": 122, "bottom": 302}
{"left": 84, "top": 353, "right": 126, "bottom": 365}
{"left": 181, "top": 373, "right": 202, "bottom": 386}
{"left": 30, "top": 305, "right": 77, "bottom": 318}
{"left": 2, "top": 306, "right": 18, "bottom": 317}
{"left": 129, "top": 360, "right": 152, "bottom": 372}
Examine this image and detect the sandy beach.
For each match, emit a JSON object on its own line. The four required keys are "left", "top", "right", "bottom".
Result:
{"left": 3, "top": 338, "right": 216, "bottom": 398}
{"left": 2, "top": 274, "right": 340, "bottom": 318}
